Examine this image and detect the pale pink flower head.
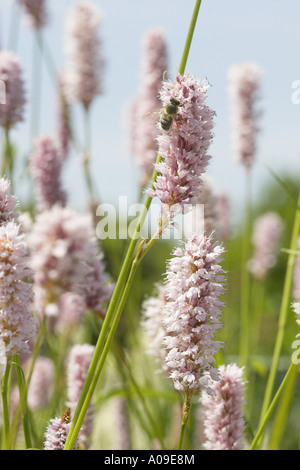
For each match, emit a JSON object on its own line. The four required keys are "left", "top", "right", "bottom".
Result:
{"left": 83, "top": 254, "right": 114, "bottom": 315}
{"left": 57, "top": 74, "right": 72, "bottom": 160}
{"left": 201, "top": 363, "right": 246, "bottom": 450}
{"left": 147, "top": 73, "right": 215, "bottom": 221}
{"left": 55, "top": 292, "right": 86, "bottom": 334}
{"left": 142, "top": 283, "right": 168, "bottom": 363}
{"left": 162, "top": 233, "right": 226, "bottom": 394}
{"left": 17, "top": 0, "right": 48, "bottom": 29}
{"left": 0, "top": 222, "right": 37, "bottom": 358}
{"left": 0, "top": 178, "right": 18, "bottom": 225}
{"left": 293, "top": 237, "right": 300, "bottom": 303}
{"left": 66, "top": 344, "right": 95, "bottom": 448}
{"left": 27, "top": 356, "right": 55, "bottom": 411}
{"left": 248, "top": 212, "right": 284, "bottom": 280}
{"left": 29, "top": 205, "right": 97, "bottom": 318}
{"left": 0, "top": 50, "right": 26, "bottom": 130}
{"left": 29, "top": 135, "right": 67, "bottom": 211}
{"left": 44, "top": 409, "right": 79, "bottom": 450}
{"left": 228, "top": 62, "right": 263, "bottom": 169}
{"left": 216, "top": 191, "right": 231, "bottom": 242}
{"left": 63, "top": 0, "right": 105, "bottom": 110}
{"left": 133, "top": 28, "right": 168, "bottom": 180}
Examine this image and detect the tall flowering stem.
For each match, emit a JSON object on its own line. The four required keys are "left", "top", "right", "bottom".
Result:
{"left": 161, "top": 234, "right": 226, "bottom": 449}
{"left": 64, "top": 0, "right": 203, "bottom": 450}
{"left": 251, "top": 362, "right": 299, "bottom": 450}
{"left": 228, "top": 63, "right": 262, "bottom": 368}
{"left": 258, "top": 191, "right": 300, "bottom": 434}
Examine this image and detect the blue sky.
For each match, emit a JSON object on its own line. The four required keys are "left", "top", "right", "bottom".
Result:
{"left": 1, "top": 0, "right": 300, "bottom": 225}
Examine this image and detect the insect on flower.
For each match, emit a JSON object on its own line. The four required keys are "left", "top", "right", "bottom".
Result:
{"left": 61, "top": 407, "right": 71, "bottom": 424}
{"left": 159, "top": 96, "right": 181, "bottom": 131}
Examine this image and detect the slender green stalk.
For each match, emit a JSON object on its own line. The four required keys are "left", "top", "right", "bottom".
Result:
{"left": 268, "top": 363, "right": 298, "bottom": 449}
{"left": 83, "top": 106, "right": 98, "bottom": 202}
{"left": 2, "top": 128, "right": 15, "bottom": 189}
{"left": 112, "top": 340, "right": 166, "bottom": 449}
{"left": 64, "top": 1, "right": 203, "bottom": 449}
{"left": 1, "top": 359, "right": 12, "bottom": 450}
{"left": 239, "top": 168, "right": 252, "bottom": 367}
{"left": 178, "top": 0, "right": 202, "bottom": 75}
{"left": 177, "top": 393, "right": 193, "bottom": 450}
{"left": 13, "top": 355, "right": 32, "bottom": 449}
{"left": 30, "top": 30, "right": 43, "bottom": 141}
{"left": 9, "top": 321, "right": 45, "bottom": 448}
{"left": 259, "top": 190, "right": 300, "bottom": 427}
{"left": 250, "top": 362, "right": 298, "bottom": 450}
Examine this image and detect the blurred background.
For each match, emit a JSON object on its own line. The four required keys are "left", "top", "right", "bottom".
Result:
{"left": 1, "top": 0, "right": 300, "bottom": 450}
{"left": 0, "top": 0, "right": 300, "bottom": 226}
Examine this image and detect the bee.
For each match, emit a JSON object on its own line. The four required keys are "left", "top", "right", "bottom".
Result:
{"left": 160, "top": 96, "right": 181, "bottom": 131}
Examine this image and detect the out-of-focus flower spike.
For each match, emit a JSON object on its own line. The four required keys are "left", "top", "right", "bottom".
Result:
{"left": 134, "top": 28, "right": 168, "bottom": 181}
{"left": 0, "top": 50, "right": 26, "bottom": 131}
{"left": 228, "top": 62, "right": 263, "bottom": 170}
{"left": 201, "top": 363, "right": 246, "bottom": 450}
{"left": 63, "top": 0, "right": 105, "bottom": 110}
{"left": 248, "top": 212, "right": 284, "bottom": 280}
{"left": 27, "top": 356, "right": 55, "bottom": 411}
{"left": 16, "top": 0, "right": 48, "bottom": 29}
{"left": 66, "top": 344, "right": 95, "bottom": 449}
{"left": 29, "top": 135, "right": 67, "bottom": 212}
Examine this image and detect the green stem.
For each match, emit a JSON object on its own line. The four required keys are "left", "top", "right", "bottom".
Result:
{"left": 239, "top": 168, "right": 252, "bottom": 367}
{"left": 30, "top": 30, "right": 43, "bottom": 141}
{"left": 9, "top": 321, "right": 45, "bottom": 448}
{"left": 178, "top": 0, "right": 202, "bottom": 75}
{"left": 64, "top": 0, "right": 203, "bottom": 449}
{"left": 250, "top": 362, "right": 298, "bottom": 450}
{"left": 177, "top": 393, "right": 193, "bottom": 450}
{"left": 2, "top": 128, "right": 14, "bottom": 189}
{"left": 259, "top": 190, "right": 300, "bottom": 427}
{"left": 83, "top": 106, "right": 97, "bottom": 202}
{"left": 1, "top": 359, "right": 12, "bottom": 450}
{"left": 268, "top": 363, "right": 298, "bottom": 449}
{"left": 13, "top": 355, "right": 32, "bottom": 449}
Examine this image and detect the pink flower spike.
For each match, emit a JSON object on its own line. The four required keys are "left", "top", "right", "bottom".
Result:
{"left": 29, "top": 205, "right": 100, "bottom": 318}
{"left": 29, "top": 135, "right": 67, "bottom": 211}
{"left": 162, "top": 233, "right": 226, "bottom": 394}
{"left": 63, "top": 0, "right": 105, "bottom": 110}
{"left": 248, "top": 212, "right": 284, "bottom": 280}
{"left": 142, "top": 283, "right": 168, "bottom": 364}
{"left": 147, "top": 73, "right": 215, "bottom": 221}
{"left": 134, "top": 29, "right": 168, "bottom": 179}
{"left": 0, "top": 50, "right": 26, "bottom": 130}
{"left": 66, "top": 344, "right": 95, "bottom": 448}
{"left": 0, "top": 177, "right": 18, "bottom": 225}
{"left": 27, "top": 356, "right": 55, "bottom": 411}
{"left": 228, "top": 62, "right": 263, "bottom": 169}
{"left": 201, "top": 363, "right": 246, "bottom": 450}
{"left": 0, "top": 222, "right": 37, "bottom": 358}
{"left": 16, "top": 0, "right": 48, "bottom": 29}
{"left": 44, "top": 409, "right": 79, "bottom": 450}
